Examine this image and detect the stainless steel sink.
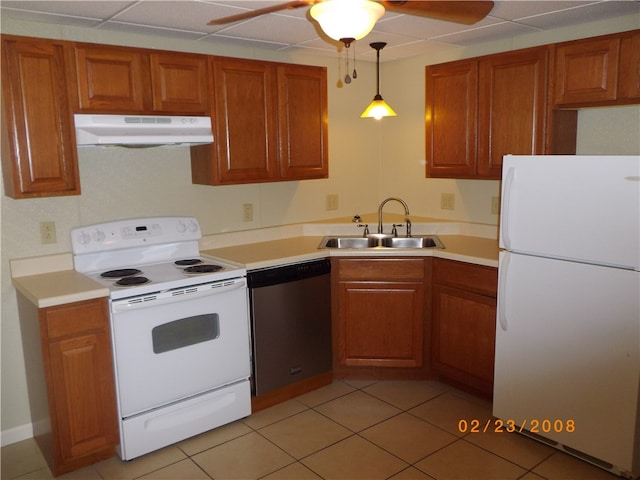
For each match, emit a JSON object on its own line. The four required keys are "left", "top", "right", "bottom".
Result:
{"left": 380, "top": 236, "right": 444, "bottom": 249}
{"left": 321, "top": 237, "right": 379, "bottom": 248}
{"left": 319, "top": 235, "right": 444, "bottom": 249}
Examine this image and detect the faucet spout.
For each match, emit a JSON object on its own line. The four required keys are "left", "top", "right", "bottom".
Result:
{"left": 377, "top": 197, "right": 410, "bottom": 235}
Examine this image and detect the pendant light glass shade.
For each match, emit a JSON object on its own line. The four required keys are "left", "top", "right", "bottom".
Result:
{"left": 360, "top": 95, "right": 397, "bottom": 119}
{"left": 361, "top": 42, "right": 397, "bottom": 119}
{"left": 310, "top": 0, "right": 385, "bottom": 42}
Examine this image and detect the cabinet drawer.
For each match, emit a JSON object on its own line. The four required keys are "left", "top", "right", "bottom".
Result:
{"left": 432, "top": 258, "right": 497, "bottom": 297}
{"left": 43, "top": 299, "right": 108, "bottom": 340}
{"left": 336, "top": 258, "right": 425, "bottom": 281}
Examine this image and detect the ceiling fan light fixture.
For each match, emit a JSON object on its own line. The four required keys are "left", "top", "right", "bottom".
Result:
{"left": 310, "top": 0, "right": 385, "bottom": 42}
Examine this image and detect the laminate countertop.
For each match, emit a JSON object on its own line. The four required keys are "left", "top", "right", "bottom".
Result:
{"left": 202, "top": 234, "right": 499, "bottom": 271}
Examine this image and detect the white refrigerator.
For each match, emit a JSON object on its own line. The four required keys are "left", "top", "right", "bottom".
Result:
{"left": 494, "top": 155, "right": 640, "bottom": 479}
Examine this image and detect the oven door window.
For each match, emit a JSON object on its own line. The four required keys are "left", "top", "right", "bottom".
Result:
{"left": 152, "top": 314, "right": 219, "bottom": 354}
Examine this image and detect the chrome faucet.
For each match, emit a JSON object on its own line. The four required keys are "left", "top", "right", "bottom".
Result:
{"left": 377, "top": 197, "right": 410, "bottom": 235}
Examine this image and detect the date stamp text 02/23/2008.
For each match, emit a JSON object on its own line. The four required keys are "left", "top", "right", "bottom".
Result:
{"left": 458, "top": 419, "right": 576, "bottom": 434}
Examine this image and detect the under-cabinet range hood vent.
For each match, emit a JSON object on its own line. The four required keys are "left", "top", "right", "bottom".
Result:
{"left": 74, "top": 114, "right": 214, "bottom": 147}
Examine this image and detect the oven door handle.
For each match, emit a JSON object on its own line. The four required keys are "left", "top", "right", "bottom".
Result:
{"left": 111, "top": 277, "right": 247, "bottom": 312}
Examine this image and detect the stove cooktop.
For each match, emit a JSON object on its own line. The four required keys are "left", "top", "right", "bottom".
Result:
{"left": 86, "top": 256, "right": 246, "bottom": 300}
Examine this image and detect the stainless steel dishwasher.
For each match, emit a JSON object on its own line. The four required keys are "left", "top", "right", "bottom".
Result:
{"left": 247, "top": 258, "right": 332, "bottom": 396}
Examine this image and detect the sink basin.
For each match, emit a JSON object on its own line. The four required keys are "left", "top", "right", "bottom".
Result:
{"left": 380, "top": 236, "right": 444, "bottom": 249}
{"left": 319, "top": 235, "right": 444, "bottom": 249}
{"left": 321, "top": 236, "right": 379, "bottom": 248}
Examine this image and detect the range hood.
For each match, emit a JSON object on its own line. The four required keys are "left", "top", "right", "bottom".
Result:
{"left": 74, "top": 114, "right": 214, "bottom": 147}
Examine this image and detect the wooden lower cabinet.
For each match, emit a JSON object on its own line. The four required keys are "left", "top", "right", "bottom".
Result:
{"left": 29, "top": 297, "right": 118, "bottom": 476}
{"left": 332, "top": 257, "right": 430, "bottom": 379}
{"left": 431, "top": 258, "right": 498, "bottom": 396}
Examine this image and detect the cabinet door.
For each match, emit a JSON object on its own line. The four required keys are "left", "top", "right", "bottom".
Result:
{"left": 149, "top": 52, "right": 209, "bottom": 113}
{"left": 1, "top": 35, "right": 80, "bottom": 198}
{"left": 431, "top": 285, "right": 496, "bottom": 393}
{"left": 41, "top": 299, "right": 118, "bottom": 475}
{"left": 425, "top": 60, "right": 478, "bottom": 178}
{"left": 75, "top": 44, "right": 148, "bottom": 112}
{"left": 277, "top": 64, "right": 328, "bottom": 180}
{"left": 478, "top": 47, "right": 548, "bottom": 178}
{"left": 212, "top": 57, "right": 279, "bottom": 184}
{"left": 338, "top": 280, "right": 424, "bottom": 368}
{"left": 618, "top": 30, "right": 640, "bottom": 101}
{"left": 554, "top": 37, "right": 620, "bottom": 105}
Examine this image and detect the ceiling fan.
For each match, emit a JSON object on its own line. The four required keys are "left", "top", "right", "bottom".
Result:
{"left": 208, "top": 1, "right": 495, "bottom": 28}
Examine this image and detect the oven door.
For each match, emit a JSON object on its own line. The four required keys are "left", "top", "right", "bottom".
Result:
{"left": 110, "top": 278, "right": 250, "bottom": 418}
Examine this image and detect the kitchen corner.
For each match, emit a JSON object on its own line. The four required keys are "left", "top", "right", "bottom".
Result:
{"left": 200, "top": 215, "right": 499, "bottom": 270}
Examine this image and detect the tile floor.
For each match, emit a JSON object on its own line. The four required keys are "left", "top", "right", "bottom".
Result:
{"left": 2, "top": 380, "right": 622, "bottom": 480}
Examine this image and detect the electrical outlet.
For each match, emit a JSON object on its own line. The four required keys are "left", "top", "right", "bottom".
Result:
{"left": 440, "top": 193, "right": 455, "bottom": 210}
{"left": 326, "top": 194, "right": 339, "bottom": 211}
{"left": 491, "top": 196, "right": 501, "bottom": 215}
{"left": 40, "top": 221, "right": 57, "bottom": 244}
{"left": 242, "top": 203, "right": 253, "bottom": 222}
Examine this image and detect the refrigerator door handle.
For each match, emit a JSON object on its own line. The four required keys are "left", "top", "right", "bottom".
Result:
{"left": 498, "top": 252, "right": 510, "bottom": 331}
{"left": 501, "top": 167, "right": 515, "bottom": 251}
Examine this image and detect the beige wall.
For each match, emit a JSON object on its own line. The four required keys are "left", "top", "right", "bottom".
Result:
{"left": 1, "top": 13, "right": 639, "bottom": 442}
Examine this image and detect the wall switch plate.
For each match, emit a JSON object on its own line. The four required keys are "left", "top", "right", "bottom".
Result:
{"left": 491, "top": 196, "right": 501, "bottom": 215}
{"left": 243, "top": 203, "right": 253, "bottom": 222}
{"left": 440, "top": 193, "right": 455, "bottom": 210}
{"left": 40, "top": 221, "right": 57, "bottom": 244}
{"left": 326, "top": 194, "right": 339, "bottom": 211}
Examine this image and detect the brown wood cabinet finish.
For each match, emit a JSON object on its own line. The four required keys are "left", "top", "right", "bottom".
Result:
{"left": 75, "top": 44, "right": 148, "bottom": 112}
{"left": 149, "top": 52, "right": 210, "bottom": 113}
{"left": 1, "top": 35, "right": 80, "bottom": 198}
{"left": 431, "top": 258, "right": 497, "bottom": 396}
{"left": 277, "top": 64, "right": 329, "bottom": 180}
{"left": 426, "top": 47, "right": 549, "bottom": 180}
{"left": 554, "top": 36, "right": 620, "bottom": 105}
{"left": 38, "top": 298, "right": 118, "bottom": 476}
{"left": 75, "top": 45, "right": 209, "bottom": 114}
{"left": 425, "top": 60, "right": 478, "bottom": 178}
{"left": 619, "top": 30, "right": 640, "bottom": 100}
{"left": 333, "top": 258, "right": 426, "bottom": 371}
{"left": 477, "top": 47, "right": 549, "bottom": 178}
{"left": 192, "top": 57, "right": 328, "bottom": 185}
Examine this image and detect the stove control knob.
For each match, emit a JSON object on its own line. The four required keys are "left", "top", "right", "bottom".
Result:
{"left": 177, "top": 221, "right": 187, "bottom": 233}
{"left": 78, "top": 231, "right": 91, "bottom": 246}
{"left": 94, "top": 229, "right": 106, "bottom": 243}
{"left": 188, "top": 221, "right": 198, "bottom": 233}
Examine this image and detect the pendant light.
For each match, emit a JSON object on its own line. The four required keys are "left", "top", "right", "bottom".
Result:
{"left": 310, "top": 0, "right": 384, "bottom": 44}
{"left": 361, "top": 42, "right": 397, "bottom": 119}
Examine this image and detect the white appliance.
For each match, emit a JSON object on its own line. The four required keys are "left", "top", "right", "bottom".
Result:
{"left": 494, "top": 155, "right": 640, "bottom": 479}
{"left": 72, "top": 217, "right": 251, "bottom": 460}
{"left": 74, "top": 114, "right": 213, "bottom": 146}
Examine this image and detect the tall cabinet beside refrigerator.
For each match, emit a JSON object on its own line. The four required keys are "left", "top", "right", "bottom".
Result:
{"left": 494, "top": 155, "right": 640, "bottom": 479}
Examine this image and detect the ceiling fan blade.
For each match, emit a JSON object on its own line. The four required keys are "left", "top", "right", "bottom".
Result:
{"left": 380, "top": 1, "right": 494, "bottom": 25}
{"left": 208, "top": 0, "right": 313, "bottom": 25}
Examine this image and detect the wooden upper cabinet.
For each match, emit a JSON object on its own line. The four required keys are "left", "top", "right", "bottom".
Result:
{"left": 554, "top": 36, "right": 620, "bottom": 105}
{"left": 425, "top": 60, "right": 478, "bottom": 178}
{"left": 192, "top": 57, "right": 328, "bottom": 185}
{"left": 277, "top": 64, "right": 328, "bottom": 180}
{"left": 618, "top": 30, "right": 640, "bottom": 101}
{"left": 75, "top": 44, "right": 148, "bottom": 112}
{"left": 74, "top": 44, "right": 209, "bottom": 114}
{"left": 1, "top": 35, "right": 80, "bottom": 198}
{"left": 210, "top": 57, "right": 279, "bottom": 184}
{"left": 426, "top": 46, "right": 549, "bottom": 180}
{"left": 477, "top": 47, "right": 549, "bottom": 178}
{"left": 149, "top": 52, "right": 209, "bottom": 113}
